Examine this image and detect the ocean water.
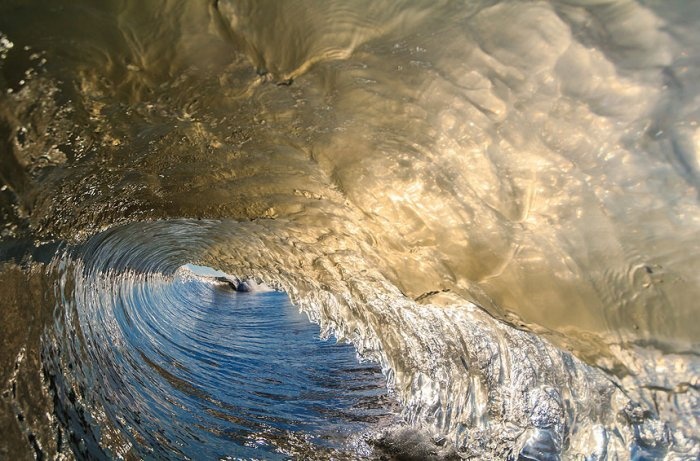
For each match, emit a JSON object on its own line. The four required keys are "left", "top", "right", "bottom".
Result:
{"left": 0, "top": 0, "right": 698, "bottom": 459}
{"left": 46, "top": 237, "right": 395, "bottom": 459}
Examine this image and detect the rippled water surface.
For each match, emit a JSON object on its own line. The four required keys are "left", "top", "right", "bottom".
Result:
{"left": 1, "top": 0, "right": 699, "bottom": 459}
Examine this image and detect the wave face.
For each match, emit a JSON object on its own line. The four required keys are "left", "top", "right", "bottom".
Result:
{"left": 0, "top": 0, "right": 699, "bottom": 459}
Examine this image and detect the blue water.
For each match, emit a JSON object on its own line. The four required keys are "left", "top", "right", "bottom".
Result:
{"left": 58, "top": 266, "right": 393, "bottom": 460}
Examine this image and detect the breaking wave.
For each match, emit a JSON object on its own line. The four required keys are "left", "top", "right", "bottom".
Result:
{"left": 0, "top": 0, "right": 698, "bottom": 459}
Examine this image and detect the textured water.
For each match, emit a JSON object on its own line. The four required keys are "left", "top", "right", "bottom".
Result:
{"left": 1, "top": 0, "right": 699, "bottom": 459}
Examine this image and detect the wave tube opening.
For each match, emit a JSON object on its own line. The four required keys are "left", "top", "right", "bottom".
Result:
{"left": 43, "top": 228, "right": 401, "bottom": 460}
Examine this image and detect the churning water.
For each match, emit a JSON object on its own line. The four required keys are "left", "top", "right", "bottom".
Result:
{"left": 0, "top": 0, "right": 699, "bottom": 459}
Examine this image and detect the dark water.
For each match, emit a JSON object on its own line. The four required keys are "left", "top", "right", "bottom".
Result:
{"left": 1, "top": 0, "right": 699, "bottom": 459}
